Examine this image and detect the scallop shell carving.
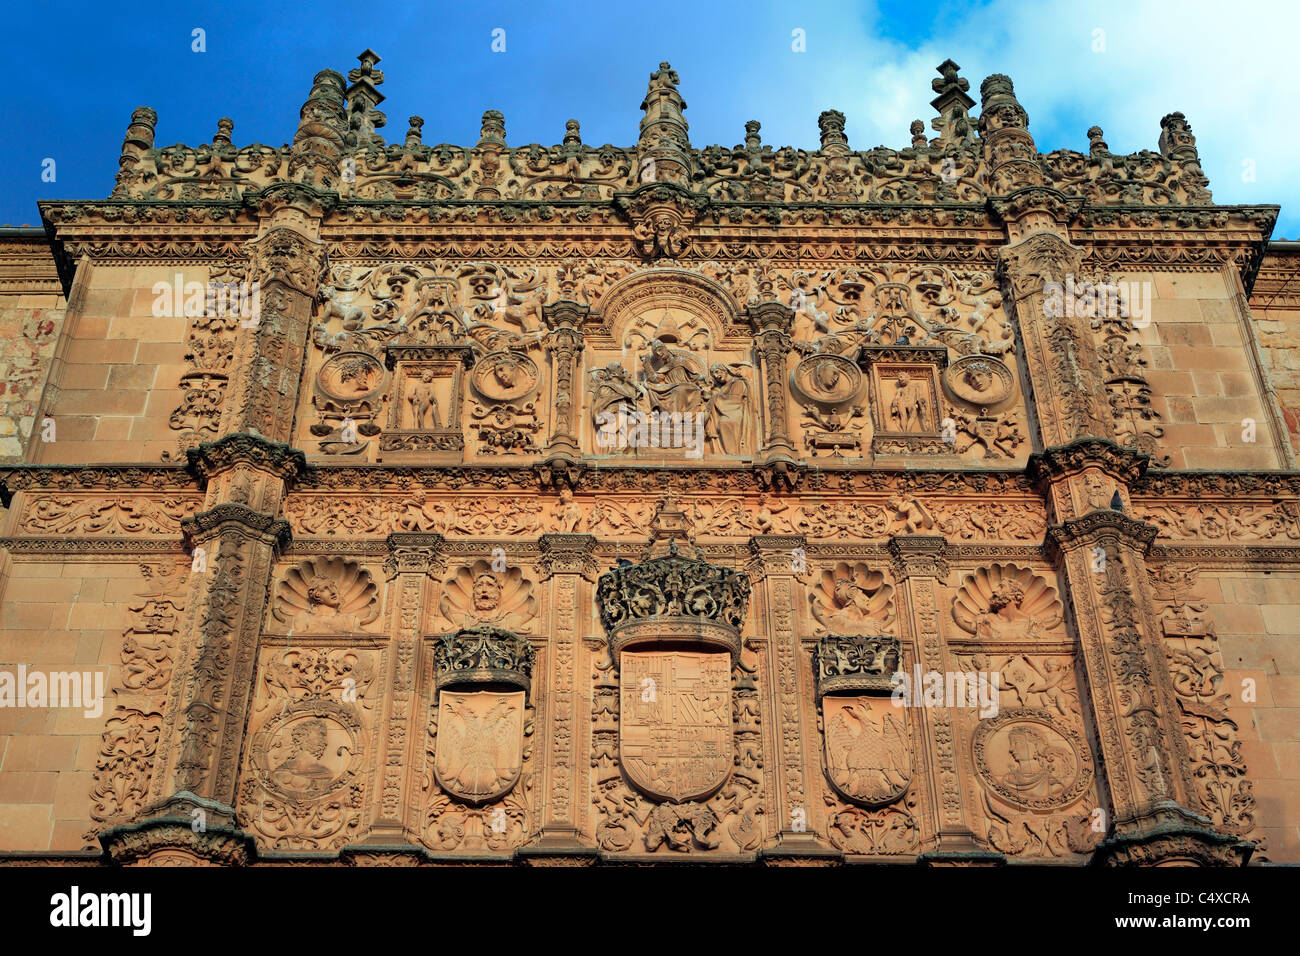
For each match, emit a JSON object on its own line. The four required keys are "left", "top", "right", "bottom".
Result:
{"left": 952, "top": 564, "right": 1062, "bottom": 639}
{"left": 810, "top": 562, "right": 895, "bottom": 635}
{"left": 439, "top": 560, "right": 538, "bottom": 633}
{"left": 273, "top": 557, "right": 380, "bottom": 633}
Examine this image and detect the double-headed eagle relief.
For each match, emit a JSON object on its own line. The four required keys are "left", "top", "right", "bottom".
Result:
{"left": 434, "top": 691, "right": 526, "bottom": 804}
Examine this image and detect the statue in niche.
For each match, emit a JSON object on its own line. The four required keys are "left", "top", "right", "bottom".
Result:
{"left": 405, "top": 371, "right": 440, "bottom": 429}
{"left": 641, "top": 339, "right": 706, "bottom": 415}
{"left": 703, "top": 363, "right": 750, "bottom": 454}
{"left": 888, "top": 372, "right": 929, "bottom": 432}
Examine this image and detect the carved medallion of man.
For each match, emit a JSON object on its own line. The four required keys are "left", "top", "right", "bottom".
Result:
{"left": 270, "top": 718, "right": 335, "bottom": 796}
{"left": 703, "top": 363, "right": 749, "bottom": 454}
{"left": 406, "top": 371, "right": 440, "bottom": 429}
{"left": 888, "top": 371, "right": 929, "bottom": 432}
{"left": 641, "top": 339, "right": 705, "bottom": 415}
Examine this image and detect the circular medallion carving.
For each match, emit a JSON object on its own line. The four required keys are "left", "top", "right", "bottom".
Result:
{"left": 943, "top": 355, "right": 1014, "bottom": 407}
{"left": 471, "top": 350, "right": 539, "bottom": 402}
{"left": 251, "top": 699, "right": 362, "bottom": 803}
{"left": 791, "top": 353, "right": 863, "bottom": 405}
{"left": 972, "top": 709, "right": 1092, "bottom": 811}
{"left": 316, "top": 351, "right": 387, "bottom": 403}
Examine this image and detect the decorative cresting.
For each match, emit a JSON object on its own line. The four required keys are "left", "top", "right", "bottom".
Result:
{"left": 432, "top": 624, "right": 535, "bottom": 694}
{"left": 431, "top": 626, "right": 535, "bottom": 805}
{"left": 596, "top": 538, "right": 751, "bottom": 659}
{"left": 814, "top": 634, "right": 912, "bottom": 808}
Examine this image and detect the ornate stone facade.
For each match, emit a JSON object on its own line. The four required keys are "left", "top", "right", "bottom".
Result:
{"left": 1, "top": 54, "right": 1298, "bottom": 866}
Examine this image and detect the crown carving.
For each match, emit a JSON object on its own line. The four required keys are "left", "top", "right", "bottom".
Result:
{"left": 432, "top": 625, "right": 535, "bottom": 694}
{"left": 596, "top": 541, "right": 751, "bottom": 659}
{"left": 813, "top": 634, "right": 902, "bottom": 698}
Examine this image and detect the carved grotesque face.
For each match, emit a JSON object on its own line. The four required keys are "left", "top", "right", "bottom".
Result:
{"left": 473, "top": 573, "right": 501, "bottom": 611}
{"left": 988, "top": 581, "right": 1025, "bottom": 615}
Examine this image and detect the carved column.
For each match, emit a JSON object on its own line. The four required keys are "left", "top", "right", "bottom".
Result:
{"left": 888, "top": 535, "right": 994, "bottom": 861}
{"left": 526, "top": 533, "right": 598, "bottom": 854}
{"left": 365, "top": 533, "right": 444, "bottom": 843}
{"left": 747, "top": 301, "right": 797, "bottom": 462}
{"left": 106, "top": 72, "right": 346, "bottom": 864}
{"left": 541, "top": 300, "right": 587, "bottom": 460}
{"left": 1033, "top": 443, "right": 1251, "bottom": 865}
{"left": 748, "top": 535, "right": 836, "bottom": 861}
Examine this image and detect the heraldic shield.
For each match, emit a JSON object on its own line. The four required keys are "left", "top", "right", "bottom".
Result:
{"left": 620, "top": 651, "right": 732, "bottom": 803}
{"left": 434, "top": 689, "right": 526, "bottom": 804}
{"left": 822, "top": 695, "right": 912, "bottom": 806}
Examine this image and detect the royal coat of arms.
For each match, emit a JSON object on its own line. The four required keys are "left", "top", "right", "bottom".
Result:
{"left": 619, "top": 651, "right": 732, "bottom": 802}
{"left": 434, "top": 689, "right": 526, "bottom": 803}
{"left": 822, "top": 695, "right": 911, "bottom": 806}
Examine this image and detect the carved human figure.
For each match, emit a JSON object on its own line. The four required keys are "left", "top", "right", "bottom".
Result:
{"left": 641, "top": 339, "right": 705, "bottom": 414}
{"left": 888, "top": 372, "right": 928, "bottom": 432}
{"left": 473, "top": 572, "right": 502, "bottom": 613}
{"left": 590, "top": 362, "right": 641, "bottom": 424}
{"left": 406, "top": 371, "right": 440, "bottom": 429}
{"left": 754, "top": 493, "right": 788, "bottom": 533}
{"left": 555, "top": 487, "right": 585, "bottom": 532}
{"left": 888, "top": 495, "right": 934, "bottom": 533}
{"left": 704, "top": 363, "right": 748, "bottom": 454}
{"left": 975, "top": 581, "right": 1042, "bottom": 641}
{"left": 270, "top": 719, "right": 335, "bottom": 795}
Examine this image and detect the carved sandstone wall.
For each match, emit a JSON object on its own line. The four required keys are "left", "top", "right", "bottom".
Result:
{"left": 0, "top": 55, "right": 1296, "bottom": 866}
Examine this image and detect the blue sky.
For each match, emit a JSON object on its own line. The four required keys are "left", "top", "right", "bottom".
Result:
{"left": 7, "top": 0, "right": 1297, "bottom": 237}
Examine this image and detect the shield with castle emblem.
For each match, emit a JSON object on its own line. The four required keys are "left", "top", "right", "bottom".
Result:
{"left": 822, "top": 695, "right": 912, "bottom": 806}
{"left": 619, "top": 651, "right": 732, "bottom": 803}
{"left": 434, "top": 689, "right": 525, "bottom": 804}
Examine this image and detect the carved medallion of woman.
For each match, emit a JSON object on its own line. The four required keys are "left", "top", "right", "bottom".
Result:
{"left": 704, "top": 363, "right": 749, "bottom": 454}
{"left": 640, "top": 339, "right": 705, "bottom": 415}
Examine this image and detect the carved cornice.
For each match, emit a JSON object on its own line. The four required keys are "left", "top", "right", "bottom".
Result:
{"left": 1046, "top": 510, "right": 1158, "bottom": 557}
{"left": 98, "top": 794, "right": 257, "bottom": 867}
{"left": 383, "top": 531, "right": 445, "bottom": 578}
{"left": 1028, "top": 438, "right": 1150, "bottom": 489}
{"left": 243, "top": 183, "right": 337, "bottom": 219}
{"left": 1092, "top": 805, "right": 1253, "bottom": 867}
{"left": 181, "top": 503, "right": 292, "bottom": 549}
{"left": 887, "top": 534, "right": 950, "bottom": 580}
{"left": 537, "top": 533, "right": 599, "bottom": 581}
{"left": 186, "top": 433, "right": 309, "bottom": 487}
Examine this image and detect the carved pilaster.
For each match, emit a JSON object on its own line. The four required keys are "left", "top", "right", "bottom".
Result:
{"left": 542, "top": 300, "right": 587, "bottom": 458}
{"left": 746, "top": 535, "right": 834, "bottom": 860}
{"left": 532, "top": 533, "right": 598, "bottom": 849}
{"left": 148, "top": 505, "right": 290, "bottom": 815}
{"left": 747, "top": 301, "right": 797, "bottom": 460}
{"left": 1045, "top": 511, "right": 1250, "bottom": 865}
{"left": 366, "top": 533, "right": 443, "bottom": 842}
{"left": 887, "top": 535, "right": 992, "bottom": 859}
